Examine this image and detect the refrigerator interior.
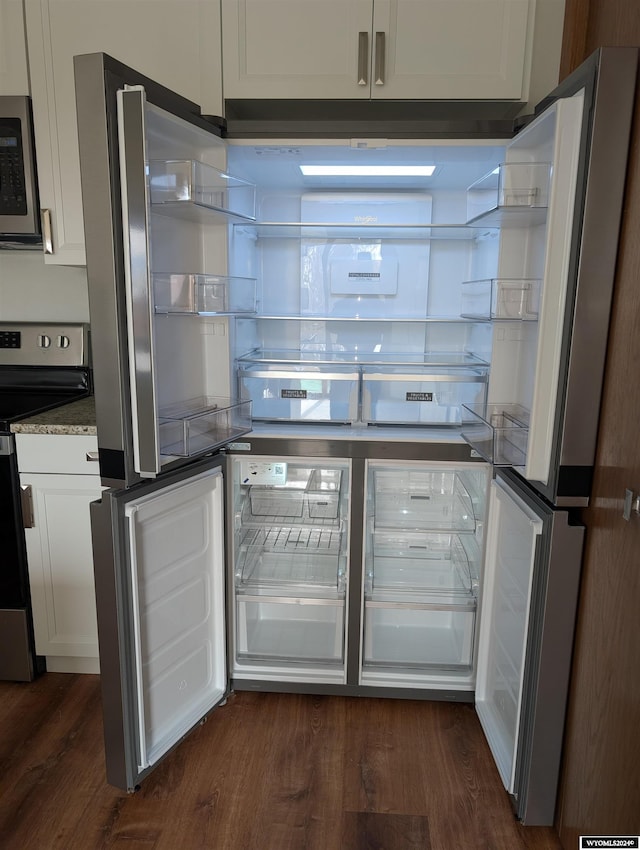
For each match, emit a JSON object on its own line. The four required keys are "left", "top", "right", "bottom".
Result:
{"left": 230, "top": 455, "right": 351, "bottom": 684}
{"left": 360, "top": 461, "right": 490, "bottom": 690}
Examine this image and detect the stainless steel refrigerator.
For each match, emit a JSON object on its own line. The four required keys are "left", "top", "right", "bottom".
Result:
{"left": 74, "top": 47, "right": 637, "bottom": 823}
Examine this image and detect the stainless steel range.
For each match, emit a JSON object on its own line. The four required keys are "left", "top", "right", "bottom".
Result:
{"left": 0, "top": 322, "right": 91, "bottom": 681}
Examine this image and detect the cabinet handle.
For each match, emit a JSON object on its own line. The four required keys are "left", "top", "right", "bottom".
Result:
{"left": 41, "top": 209, "right": 53, "bottom": 254}
{"left": 86, "top": 451, "right": 100, "bottom": 462}
{"left": 21, "top": 485, "right": 35, "bottom": 529}
{"left": 374, "top": 31, "right": 386, "bottom": 85}
{"left": 357, "top": 31, "right": 369, "bottom": 86}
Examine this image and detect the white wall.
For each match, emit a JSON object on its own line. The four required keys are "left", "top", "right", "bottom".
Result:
{"left": 0, "top": 251, "right": 89, "bottom": 322}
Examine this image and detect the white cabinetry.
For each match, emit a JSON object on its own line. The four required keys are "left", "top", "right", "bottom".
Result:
{"left": 17, "top": 433, "right": 102, "bottom": 673}
{"left": 24, "top": 0, "right": 223, "bottom": 265}
{"left": 0, "top": 0, "right": 29, "bottom": 94}
{"left": 222, "top": 0, "right": 532, "bottom": 101}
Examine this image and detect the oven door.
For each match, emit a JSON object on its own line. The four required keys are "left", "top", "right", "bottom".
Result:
{"left": 0, "top": 434, "right": 41, "bottom": 681}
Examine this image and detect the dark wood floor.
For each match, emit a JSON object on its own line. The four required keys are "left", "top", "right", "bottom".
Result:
{"left": 0, "top": 674, "right": 562, "bottom": 850}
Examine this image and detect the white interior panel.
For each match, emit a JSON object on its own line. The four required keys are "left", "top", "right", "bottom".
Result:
{"left": 125, "top": 467, "right": 226, "bottom": 772}
{"left": 475, "top": 478, "right": 542, "bottom": 792}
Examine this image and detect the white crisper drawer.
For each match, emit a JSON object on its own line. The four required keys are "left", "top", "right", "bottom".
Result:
{"left": 361, "top": 366, "right": 488, "bottom": 426}
{"left": 236, "top": 596, "right": 345, "bottom": 664}
{"left": 363, "top": 601, "right": 476, "bottom": 669}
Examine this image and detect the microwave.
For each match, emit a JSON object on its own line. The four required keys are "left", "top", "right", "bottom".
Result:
{"left": 0, "top": 95, "right": 41, "bottom": 246}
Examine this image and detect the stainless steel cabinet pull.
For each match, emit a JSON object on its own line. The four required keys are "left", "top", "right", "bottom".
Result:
{"left": 41, "top": 209, "right": 53, "bottom": 254}
{"left": 374, "top": 31, "right": 386, "bottom": 85}
{"left": 357, "top": 31, "right": 369, "bottom": 86}
{"left": 21, "top": 485, "right": 35, "bottom": 528}
{"left": 86, "top": 451, "right": 100, "bottom": 462}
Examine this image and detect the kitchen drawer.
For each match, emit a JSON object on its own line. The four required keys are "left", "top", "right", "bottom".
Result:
{"left": 15, "top": 434, "right": 100, "bottom": 475}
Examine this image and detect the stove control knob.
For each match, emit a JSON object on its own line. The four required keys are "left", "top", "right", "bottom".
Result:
{"left": 38, "top": 334, "right": 51, "bottom": 349}
{"left": 57, "top": 335, "right": 70, "bottom": 349}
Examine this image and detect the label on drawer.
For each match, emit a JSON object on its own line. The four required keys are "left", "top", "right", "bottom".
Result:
{"left": 281, "top": 389, "right": 307, "bottom": 399}
{"left": 406, "top": 392, "right": 434, "bottom": 402}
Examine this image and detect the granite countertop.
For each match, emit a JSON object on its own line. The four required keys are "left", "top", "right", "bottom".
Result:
{"left": 10, "top": 396, "right": 97, "bottom": 436}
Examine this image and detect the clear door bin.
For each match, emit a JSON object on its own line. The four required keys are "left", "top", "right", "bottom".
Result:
{"left": 236, "top": 596, "right": 344, "bottom": 663}
{"left": 460, "top": 279, "right": 541, "bottom": 320}
{"left": 361, "top": 366, "right": 488, "bottom": 426}
{"left": 373, "top": 468, "right": 479, "bottom": 532}
{"left": 238, "top": 362, "right": 360, "bottom": 424}
{"left": 149, "top": 159, "right": 256, "bottom": 220}
{"left": 461, "top": 403, "right": 529, "bottom": 466}
{"left": 466, "top": 162, "right": 552, "bottom": 225}
{"left": 363, "top": 603, "right": 475, "bottom": 669}
{"left": 153, "top": 274, "right": 257, "bottom": 315}
{"left": 158, "top": 396, "right": 251, "bottom": 457}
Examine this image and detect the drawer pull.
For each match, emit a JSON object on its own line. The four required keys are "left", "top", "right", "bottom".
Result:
{"left": 86, "top": 451, "right": 100, "bottom": 462}
{"left": 21, "top": 485, "right": 35, "bottom": 528}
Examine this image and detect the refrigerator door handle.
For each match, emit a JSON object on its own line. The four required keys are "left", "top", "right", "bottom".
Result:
{"left": 357, "top": 31, "right": 369, "bottom": 86}
{"left": 116, "top": 86, "right": 160, "bottom": 478}
{"left": 374, "top": 31, "right": 386, "bottom": 85}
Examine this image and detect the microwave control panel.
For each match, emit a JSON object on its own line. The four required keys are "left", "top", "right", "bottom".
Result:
{"left": 0, "top": 118, "right": 27, "bottom": 216}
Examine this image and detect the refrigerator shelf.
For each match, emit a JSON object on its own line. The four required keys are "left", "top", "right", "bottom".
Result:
{"left": 149, "top": 159, "right": 256, "bottom": 221}
{"left": 237, "top": 349, "right": 489, "bottom": 368}
{"left": 373, "top": 469, "right": 481, "bottom": 533}
{"left": 460, "top": 278, "right": 541, "bottom": 321}
{"left": 461, "top": 403, "right": 530, "bottom": 466}
{"left": 153, "top": 273, "right": 257, "bottom": 315}
{"left": 367, "top": 531, "right": 478, "bottom": 600}
{"left": 158, "top": 396, "right": 252, "bottom": 457}
{"left": 233, "top": 222, "right": 499, "bottom": 241}
{"left": 466, "top": 162, "right": 551, "bottom": 228}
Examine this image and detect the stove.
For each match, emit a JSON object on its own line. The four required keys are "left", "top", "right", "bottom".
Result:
{"left": 0, "top": 322, "right": 91, "bottom": 681}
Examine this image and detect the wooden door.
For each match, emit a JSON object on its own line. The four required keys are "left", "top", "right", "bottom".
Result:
{"left": 556, "top": 1, "right": 640, "bottom": 842}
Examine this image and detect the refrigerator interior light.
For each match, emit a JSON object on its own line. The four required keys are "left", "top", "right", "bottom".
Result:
{"left": 299, "top": 165, "right": 437, "bottom": 177}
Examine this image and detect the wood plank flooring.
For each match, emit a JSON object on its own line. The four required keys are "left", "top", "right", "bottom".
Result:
{"left": 0, "top": 674, "right": 562, "bottom": 850}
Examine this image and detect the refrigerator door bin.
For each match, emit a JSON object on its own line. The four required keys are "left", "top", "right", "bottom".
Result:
{"left": 158, "top": 396, "right": 252, "bottom": 457}
{"left": 363, "top": 601, "right": 476, "bottom": 669}
{"left": 460, "top": 279, "right": 541, "bottom": 321}
{"left": 149, "top": 159, "right": 256, "bottom": 220}
{"left": 466, "top": 162, "right": 551, "bottom": 226}
{"left": 238, "top": 362, "right": 360, "bottom": 424}
{"left": 461, "top": 403, "right": 530, "bottom": 466}
{"left": 373, "top": 468, "right": 480, "bottom": 533}
{"left": 361, "top": 366, "right": 488, "bottom": 426}
{"left": 236, "top": 596, "right": 345, "bottom": 664}
{"left": 153, "top": 274, "right": 257, "bottom": 315}
{"left": 236, "top": 525, "right": 346, "bottom": 595}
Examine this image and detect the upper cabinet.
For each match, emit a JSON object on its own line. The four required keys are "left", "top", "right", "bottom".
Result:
{"left": 0, "top": 0, "right": 30, "bottom": 94}
{"left": 24, "top": 0, "right": 223, "bottom": 266}
{"left": 222, "top": 0, "right": 533, "bottom": 101}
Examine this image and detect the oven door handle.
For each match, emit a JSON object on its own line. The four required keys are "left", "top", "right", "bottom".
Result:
{"left": 20, "top": 485, "right": 35, "bottom": 528}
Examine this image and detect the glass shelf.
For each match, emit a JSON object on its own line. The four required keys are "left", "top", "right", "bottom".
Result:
{"left": 237, "top": 348, "right": 489, "bottom": 368}
{"left": 158, "top": 396, "right": 252, "bottom": 457}
{"left": 466, "top": 162, "right": 551, "bottom": 227}
{"left": 153, "top": 274, "right": 257, "bottom": 315}
{"left": 149, "top": 159, "right": 256, "bottom": 221}
{"left": 252, "top": 315, "right": 482, "bottom": 323}
{"left": 460, "top": 278, "right": 541, "bottom": 321}
{"left": 233, "top": 222, "right": 498, "bottom": 241}
{"left": 461, "top": 403, "right": 530, "bottom": 466}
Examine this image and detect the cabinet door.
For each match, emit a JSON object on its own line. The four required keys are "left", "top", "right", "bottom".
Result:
{"left": 21, "top": 472, "right": 102, "bottom": 668}
{"left": 221, "top": 0, "right": 373, "bottom": 99}
{"left": 24, "top": 0, "right": 222, "bottom": 265}
{"left": 0, "top": 0, "right": 29, "bottom": 95}
{"left": 372, "top": 0, "right": 531, "bottom": 100}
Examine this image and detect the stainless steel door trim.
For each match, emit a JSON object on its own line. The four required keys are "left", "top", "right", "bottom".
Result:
{"left": 374, "top": 31, "right": 386, "bottom": 85}
{"left": 357, "top": 31, "right": 369, "bottom": 86}
{"left": 117, "top": 86, "right": 159, "bottom": 478}
{"left": 0, "top": 435, "right": 14, "bottom": 456}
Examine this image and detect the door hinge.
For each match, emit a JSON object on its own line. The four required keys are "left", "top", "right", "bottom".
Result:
{"left": 20, "top": 485, "right": 35, "bottom": 528}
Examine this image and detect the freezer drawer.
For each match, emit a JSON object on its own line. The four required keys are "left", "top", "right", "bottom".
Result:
{"left": 246, "top": 466, "right": 342, "bottom": 521}
{"left": 361, "top": 367, "right": 488, "bottom": 426}
{"left": 236, "top": 596, "right": 345, "bottom": 663}
{"left": 238, "top": 365, "right": 359, "bottom": 424}
{"left": 363, "top": 602, "right": 476, "bottom": 669}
